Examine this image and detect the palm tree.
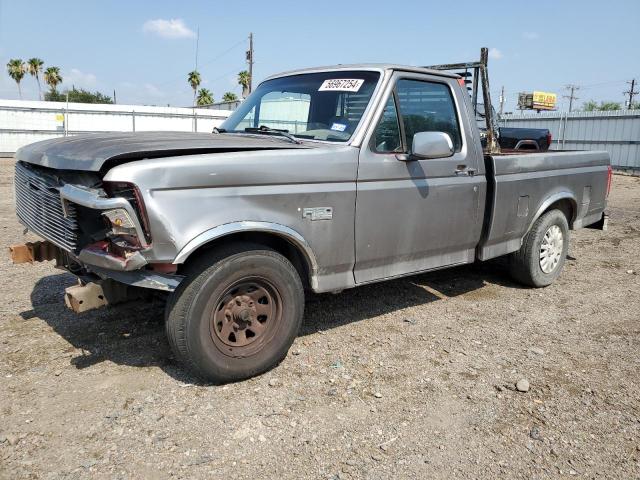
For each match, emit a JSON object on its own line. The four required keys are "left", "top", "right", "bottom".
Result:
{"left": 27, "top": 58, "right": 44, "bottom": 100}
{"left": 44, "top": 66, "right": 63, "bottom": 94}
{"left": 238, "top": 70, "right": 250, "bottom": 98}
{"left": 196, "top": 88, "right": 214, "bottom": 106}
{"left": 222, "top": 92, "right": 238, "bottom": 102}
{"left": 6, "top": 59, "right": 26, "bottom": 99}
{"left": 187, "top": 70, "right": 201, "bottom": 106}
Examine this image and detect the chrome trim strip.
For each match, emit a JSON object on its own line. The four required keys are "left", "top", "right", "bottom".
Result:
{"left": 173, "top": 221, "right": 320, "bottom": 290}
{"left": 59, "top": 184, "right": 150, "bottom": 248}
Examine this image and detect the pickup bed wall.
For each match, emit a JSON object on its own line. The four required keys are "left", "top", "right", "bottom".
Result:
{"left": 477, "top": 150, "right": 610, "bottom": 261}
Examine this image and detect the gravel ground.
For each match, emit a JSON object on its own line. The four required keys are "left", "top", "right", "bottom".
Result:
{"left": 1, "top": 157, "right": 639, "bottom": 479}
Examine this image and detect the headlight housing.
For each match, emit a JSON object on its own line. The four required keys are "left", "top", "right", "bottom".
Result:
{"left": 103, "top": 208, "right": 137, "bottom": 236}
{"left": 102, "top": 181, "right": 151, "bottom": 244}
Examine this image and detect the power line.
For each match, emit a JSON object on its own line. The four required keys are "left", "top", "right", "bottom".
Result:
{"left": 563, "top": 84, "right": 580, "bottom": 112}
{"left": 198, "top": 37, "right": 247, "bottom": 70}
{"left": 155, "top": 37, "right": 247, "bottom": 89}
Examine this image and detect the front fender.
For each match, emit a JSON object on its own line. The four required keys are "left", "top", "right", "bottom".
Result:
{"left": 173, "top": 221, "right": 320, "bottom": 290}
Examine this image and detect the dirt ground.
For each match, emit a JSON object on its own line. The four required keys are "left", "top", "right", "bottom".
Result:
{"left": 0, "top": 157, "right": 638, "bottom": 480}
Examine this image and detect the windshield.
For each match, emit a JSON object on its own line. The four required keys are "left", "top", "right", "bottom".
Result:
{"left": 221, "top": 70, "right": 381, "bottom": 142}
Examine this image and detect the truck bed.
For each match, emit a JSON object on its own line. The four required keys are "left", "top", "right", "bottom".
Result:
{"left": 477, "top": 150, "right": 610, "bottom": 261}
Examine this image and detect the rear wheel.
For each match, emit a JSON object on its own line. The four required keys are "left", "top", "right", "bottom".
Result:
{"left": 166, "top": 243, "right": 304, "bottom": 383}
{"left": 509, "top": 209, "right": 570, "bottom": 287}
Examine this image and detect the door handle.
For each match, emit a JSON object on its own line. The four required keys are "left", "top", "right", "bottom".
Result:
{"left": 455, "top": 165, "right": 476, "bottom": 176}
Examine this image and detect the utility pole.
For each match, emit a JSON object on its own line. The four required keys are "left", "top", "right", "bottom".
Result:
{"left": 563, "top": 84, "right": 580, "bottom": 112}
{"left": 247, "top": 32, "right": 254, "bottom": 94}
{"left": 499, "top": 86, "right": 505, "bottom": 116}
{"left": 624, "top": 79, "right": 638, "bottom": 109}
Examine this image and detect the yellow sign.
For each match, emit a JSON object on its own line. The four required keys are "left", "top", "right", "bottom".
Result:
{"left": 532, "top": 91, "right": 556, "bottom": 110}
{"left": 55, "top": 114, "right": 64, "bottom": 122}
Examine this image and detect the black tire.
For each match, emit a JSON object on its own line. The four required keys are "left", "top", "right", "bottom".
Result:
{"left": 509, "top": 209, "right": 570, "bottom": 287}
{"left": 166, "top": 243, "right": 304, "bottom": 383}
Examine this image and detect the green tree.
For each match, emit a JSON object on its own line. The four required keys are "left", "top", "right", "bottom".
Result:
{"left": 6, "top": 59, "right": 26, "bottom": 99}
{"left": 187, "top": 70, "right": 201, "bottom": 106}
{"left": 222, "top": 91, "right": 238, "bottom": 102}
{"left": 27, "top": 58, "right": 44, "bottom": 100}
{"left": 196, "top": 88, "right": 214, "bottom": 106}
{"left": 599, "top": 101, "right": 621, "bottom": 111}
{"left": 44, "top": 66, "right": 63, "bottom": 94}
{"left": 582, "top": 100, "right": 622, "bottom": 112}
{"left": 45, "top": 87, "right": 113, "bottom": 104}
{"left": 238, "top": 70, "right": 250, "bottom": 98}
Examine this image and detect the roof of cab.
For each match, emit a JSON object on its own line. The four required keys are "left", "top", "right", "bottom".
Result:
{"left": 263, "top": 64, "right": 460, "bottom": 81}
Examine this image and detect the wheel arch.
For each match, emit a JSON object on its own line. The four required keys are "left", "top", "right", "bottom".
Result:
{"left": 173, "top": 222, "right": 319, "bottom": 291}
{"left": 514, "top": 139, "right": 540, "bottom": 151}
{"left": 527, "top": 192, "right": 577, "bottom": 234}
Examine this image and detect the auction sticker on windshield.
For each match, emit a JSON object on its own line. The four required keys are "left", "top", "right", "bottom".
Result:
{"left": 319, "top": 79, "right": 364, "bottom": 92}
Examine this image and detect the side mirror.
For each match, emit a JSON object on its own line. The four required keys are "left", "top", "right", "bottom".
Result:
{"left": 411, "top": 132, "right": 454, "bottom": 159}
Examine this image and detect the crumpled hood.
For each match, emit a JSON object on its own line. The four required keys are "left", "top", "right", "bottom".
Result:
{"left": 15, "top": 131, "right": 310, "bottom": 172}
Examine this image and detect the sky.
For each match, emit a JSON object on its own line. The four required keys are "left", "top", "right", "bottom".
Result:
{"left": 1, "top": 0, "right": 638, "bottom": 112}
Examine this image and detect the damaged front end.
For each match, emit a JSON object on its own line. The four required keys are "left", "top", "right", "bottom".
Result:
{"left": 11, "top": 161, "right": 182, "bottom": 310}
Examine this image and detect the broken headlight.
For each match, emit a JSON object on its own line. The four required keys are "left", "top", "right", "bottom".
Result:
{"left": 103, "top": 208, "right": 137, "bottom": 236}
{"left": 102, "top": 181, "right": 151, "bottom": 244}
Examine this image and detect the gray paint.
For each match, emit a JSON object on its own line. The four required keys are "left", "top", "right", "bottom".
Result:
{"left": 14, "top": 65, "right": 611, "bottom": 293}
{"left": 478, "top": 151, "right": 609, "bottom": 261}
{"left": 15, "top": 131, "right": 309, "bottom": 172}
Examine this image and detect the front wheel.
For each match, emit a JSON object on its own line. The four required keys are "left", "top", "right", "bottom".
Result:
{"left": 509, "top": 209, "right": 570, "bottom": 287}
{"left": 166, "top": 243, "right": 304, "bottom": 383}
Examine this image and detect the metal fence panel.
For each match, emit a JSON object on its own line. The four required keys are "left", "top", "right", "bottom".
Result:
{"left": 0, "top": 99, "right": 232, "bottom": 155}
{"left": 500, "top": 110, "right": 640, "bottom": 171}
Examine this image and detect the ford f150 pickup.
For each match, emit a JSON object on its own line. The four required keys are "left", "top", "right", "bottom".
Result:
{"left": 11, "top": 61, "right": 611, "bottom": 383}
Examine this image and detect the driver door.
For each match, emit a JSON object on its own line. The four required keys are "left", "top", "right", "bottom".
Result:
{"left": 354, "top": 73, "right": 485, "bottom": 284}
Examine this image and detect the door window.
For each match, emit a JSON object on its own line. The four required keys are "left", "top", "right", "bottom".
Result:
{"left": 396, "top": 79, "right": 462, "bottom": 152}
{"left": 372, "top": 96, "right": 402, "bottom": 153}
{"left": 371, "top": 79, "right": 463, "bottom": 155}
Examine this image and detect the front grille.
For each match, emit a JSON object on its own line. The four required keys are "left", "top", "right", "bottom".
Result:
{"left": 14, "top": 162, "right": 78, "bottom": 252}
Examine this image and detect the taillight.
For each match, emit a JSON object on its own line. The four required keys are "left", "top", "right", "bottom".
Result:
{"left": 546, "top": 132, "right": 552, "bottom": 148}
{"left": 606, "top": 165, "right": 613, "bottom": 198}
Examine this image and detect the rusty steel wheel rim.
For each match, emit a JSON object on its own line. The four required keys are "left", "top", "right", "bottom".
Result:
{"left": 210, "top": 278, "right": 282, "bottom": 356}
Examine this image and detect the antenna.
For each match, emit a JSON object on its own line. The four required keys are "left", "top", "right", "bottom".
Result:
{"left": 195, "top": 27, "right": 200, "bottom": 71}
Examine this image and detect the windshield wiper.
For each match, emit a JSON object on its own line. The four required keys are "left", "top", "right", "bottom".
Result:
{"left": 244, "top": 125, "right": 301, "bottom": 144}
{"left": 212, "top": 127, "right": 226, "bottom": 134}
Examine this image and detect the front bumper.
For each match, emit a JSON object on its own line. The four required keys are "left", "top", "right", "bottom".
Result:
{"left": 9, "top": 240, "right": 182, "bottom": 292}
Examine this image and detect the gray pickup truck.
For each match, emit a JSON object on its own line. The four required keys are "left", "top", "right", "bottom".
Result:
{"left": 12, "top": 64, "right": 611, "bottom": 383}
